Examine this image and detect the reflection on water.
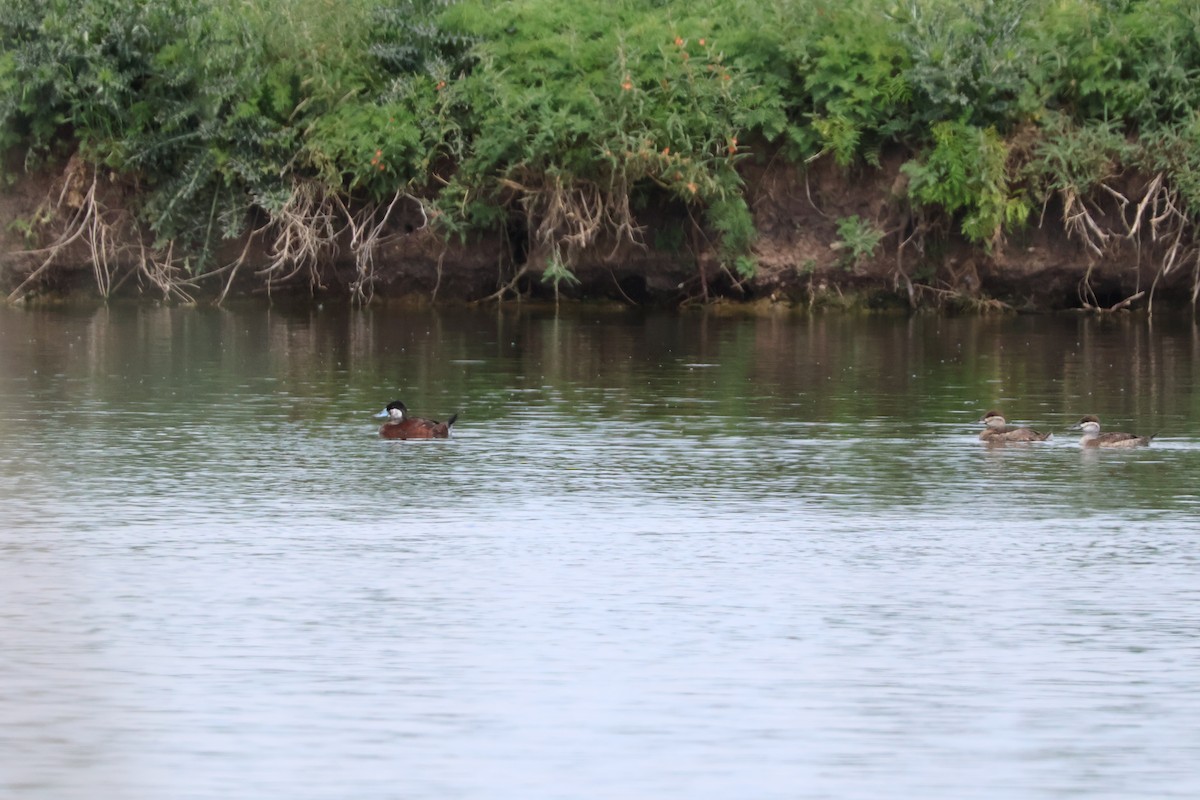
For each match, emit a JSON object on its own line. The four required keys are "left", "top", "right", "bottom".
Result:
{"left": 1, "top": 305, "right": 1199, "bottom": 799}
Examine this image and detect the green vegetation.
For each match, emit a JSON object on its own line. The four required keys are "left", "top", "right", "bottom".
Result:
{"left": 834, "top": 215, "right": 885, "bottom": 269}
{"left": 3, "top": 0, "right": 1200, "bottom": 303}
{"left": 902, "top": 121, "right": 1029, "bottom": 247}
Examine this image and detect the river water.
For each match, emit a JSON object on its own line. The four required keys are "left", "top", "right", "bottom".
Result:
{"left": 1, "top": 304, "right": 1198, "bottom": 799}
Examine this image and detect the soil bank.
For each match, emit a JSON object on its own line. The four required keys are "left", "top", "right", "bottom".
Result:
{"left": 2, "top": 152, "right": 1193, "bottom": 312}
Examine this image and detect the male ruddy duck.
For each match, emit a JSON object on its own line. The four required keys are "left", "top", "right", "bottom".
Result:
{"left": 977, "top": 410, "right": 1052, "bottom": 442}
{"left": 375, "top": 401, "right": 458, "bottom": 439}
{"left": 1069, "top": 415, "right": 1153, "bottom": 448}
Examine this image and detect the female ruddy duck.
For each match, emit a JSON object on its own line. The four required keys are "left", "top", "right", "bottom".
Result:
{"left": 1069, "top": 415, "right": 1153, "bottom": 448}
{"left": 375, "top": 401, "right": 458, "bottom": 439}
{"left": 977, "top": 410, "right": 1052, "bottom": 442}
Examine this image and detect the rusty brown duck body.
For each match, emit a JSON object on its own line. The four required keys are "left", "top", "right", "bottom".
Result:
{"left": 375, "top": 401, "right": 458, "bottom": 439}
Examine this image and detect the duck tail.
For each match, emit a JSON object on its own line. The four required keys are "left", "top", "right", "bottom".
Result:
{"left": 446, "top": 413, "right": 459, "bottom": 428}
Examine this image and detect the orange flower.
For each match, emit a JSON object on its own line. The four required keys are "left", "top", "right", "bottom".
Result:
{"left": 376, "top": 149, "right": 382, "bottom": 156}
{"left": 621, "top": 77, "right": 633, "bottom": 91}
{"left": 686, "top": 182, "right": 698, "bottom": 194}
{"left": 662, "top": 146, "right": 670, "bottom": 156}
{"left": 436, "top": 80, "right": 446, "bottom": 91}
{"left": 699, "top": 38, "right": 706, "bottom": 46}
{"left": 674, "top": 36, "right": 683, "bottom": 46}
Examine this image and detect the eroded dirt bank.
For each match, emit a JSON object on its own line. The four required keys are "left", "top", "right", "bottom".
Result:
{"left": 2, "top": 154, "right": 1195, "bottom": 311}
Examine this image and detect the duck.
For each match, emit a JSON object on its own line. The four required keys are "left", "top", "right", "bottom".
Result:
{"left": 977, "top": 410, "right": 1052, "bottom": 442}
{"left": 1069, "top": 415, "right": 1153, "bottom": 448}
{"left": 375, "top": 401, "right": 458, "bottom": 439}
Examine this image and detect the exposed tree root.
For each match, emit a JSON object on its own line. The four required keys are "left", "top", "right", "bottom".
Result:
{"left": 235, "top": 181, "right": 431, "bottom": 303}
{"left": 511, "top": 175, "right": 645, "bottom": 263}
{"left": 1081, "top": 290, "right": 1145, "bottom": 313}
{"left": 211, "top": 232, "right": 261, "bottom": 306}
{"left": 8, "top": 159, "right": 194, "bottom": 303}
{"left": 476, "top": 264, "right": 531, "bottom": 303}
{"left": 254, "top": 179, "right": 344, "bottom": 294}
{"left": 477, "top": 172, "right": 647, "bottom": 303}
{"left": 911, "top": 283, "right": 1012, "bottom": 312}
{"left": 1055, "top": 171, "right": 1196, "bottom": 313}
{"left": 1060, "top": 187, "right": 1111, "bottom": 258}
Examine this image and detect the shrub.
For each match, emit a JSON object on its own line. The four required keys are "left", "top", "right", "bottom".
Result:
{"left": 893, "top": 0, "right": 1042, "bottom": 132}
{"left": 437, "top": 0, "right": 768, "bottom": 274}
{"left": 1026, "top": 115, "right": 1130, "bottom": 198}
{"left": 1037, "top": 0, "right": 1200, "bottom": 129}
{"left": 1134, "top": 116, "right": 1200, "bottom": 214}
{"left": 793, "top": 0, "right": 912, "bottom": 165}
{"left": 834, "top": 215, "right": 885, "bottom": 269}
{"left": 371, "top": 0, "right": 475, "bottom": 78}
{"left": 902, "top": 120, "right": 1030, "bottom": 246}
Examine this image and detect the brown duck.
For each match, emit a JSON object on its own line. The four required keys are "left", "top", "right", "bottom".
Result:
{"left": 375, "top": 401, "right": 458, "bottom": 439}
{"left": 1069, "top": 415, "right": 1153, "bottom": 448}
{"left": 977, "top": 410, "right": 1052, "bottom": 443}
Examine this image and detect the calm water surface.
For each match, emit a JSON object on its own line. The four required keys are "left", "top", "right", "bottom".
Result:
{"left": 2, "top": 304, "right": 1199, "bottom": 799}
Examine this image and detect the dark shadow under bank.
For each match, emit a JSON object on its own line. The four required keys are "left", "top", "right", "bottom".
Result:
{"left": 4, "top": 247, "right": 1197, "bottom": 314}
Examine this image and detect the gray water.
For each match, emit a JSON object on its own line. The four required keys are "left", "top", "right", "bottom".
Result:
{"left": 2, "top": 304, "right": 1199, "bottom": 799}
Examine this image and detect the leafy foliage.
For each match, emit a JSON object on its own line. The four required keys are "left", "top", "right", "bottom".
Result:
{"left": 706, "top": 197, "right": 757, "bottom": 277}
{"left": 0, "top": 0, "right": 302, "bottom": 252}
{"left": 894, "top": 0, "right": 1041, "bottom": 131}
{"left": 791, "top": 0, "right": 913, "bottom": 165}
{"left": 371, "top": 0, "right": 475, "bottom": 78}
{"left": 540, "top": 251, "right": 581, "bottom": 292}
{"left": 1036, "top": 0, "right": 1200, "bottom": 129}
{"left": 1025, "top": 114, "right": 1130, "bottom": 197}
{"left": 1134, "top": 117, "right": 1200, "bottom": 212}
{"left": 902, "top": 121, "right": 1029, "bottom": 245}
{"left": 835, "top": 215, "right": 885, "bottom": 269}
{"left": 435, "top": 0, "right": 766, "bottom": 271}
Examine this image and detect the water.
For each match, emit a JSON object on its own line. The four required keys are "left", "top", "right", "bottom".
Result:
{"left": 2, "top": 304, "right": 1199, "bottom": 799}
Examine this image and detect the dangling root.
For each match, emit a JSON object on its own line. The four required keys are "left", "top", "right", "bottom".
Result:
{"left": 243, "top": 180, "right": 430, "bottom": 303}
{"left": 1056, "top": 172, "right": 1197, "bottom": 313}
{"left": 7, "top": 159, "right": 194, "bottom": 303}
{"left": 341, "top": 190, "right": 427, "bottom": 305}
{"left": 1060, "top": 187, "right": 1112, "bottom": 257}
{"left": 476, "top": 264, "right": 531, "bottom": 303}
{"left": 479, "top": 172, "right": 647, "bottom": 303}
{"left": 255, "top": 180, "right": 344, "bottom": 293}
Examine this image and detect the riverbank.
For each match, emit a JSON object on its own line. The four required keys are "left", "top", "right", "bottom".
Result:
{"left": 2, "top": 151, "right": 1192, "bottom": 312}
{"left": 4, "top": 0, "right": 1200, "bottom": 312}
